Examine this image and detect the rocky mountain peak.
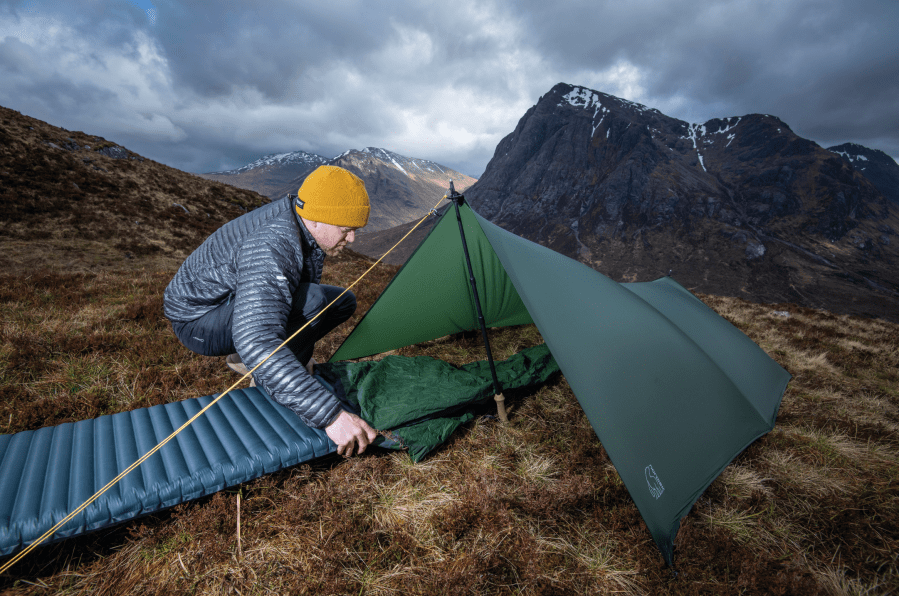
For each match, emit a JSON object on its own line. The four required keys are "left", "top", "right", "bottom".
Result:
{"left": 340, "top": 147, "right": 463, "bottom": 180}
{"left": 556, "top": 83, "right": 662, "bottom": 118}
{"left": 311, "top": 148, "right": 476, "bottom": 232}
{"left": 827, "top": 142, "right": 899, "bottom": 206}
{"left": 467, "top": 82, "right": 899, "bottom": 321}
{"left": 199, "top": 142, "right": 476, "bottom": 234}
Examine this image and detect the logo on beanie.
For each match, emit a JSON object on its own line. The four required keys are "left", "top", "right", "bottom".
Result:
{"left": 288, "top": 193, "right": 305, "bottom": 209}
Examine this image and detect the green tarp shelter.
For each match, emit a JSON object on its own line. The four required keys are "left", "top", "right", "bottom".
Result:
{"left": 330, "top": 200, "right": 791, "bottom": 566}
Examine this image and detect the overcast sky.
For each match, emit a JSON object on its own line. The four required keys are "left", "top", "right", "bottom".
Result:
{"left": 1, "top": 0, "right": 897, "bottom": 178}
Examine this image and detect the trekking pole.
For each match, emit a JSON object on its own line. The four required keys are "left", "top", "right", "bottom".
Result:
{"left": 448, "top": 181, "right": 508, "bottom": 423}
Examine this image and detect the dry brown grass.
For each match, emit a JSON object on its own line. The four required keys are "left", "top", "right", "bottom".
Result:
{"left": 0, "top": 105, "right": 267, "bottom": 274}
{"left": 2, "top": 273, "right": 897, "bottom": 594}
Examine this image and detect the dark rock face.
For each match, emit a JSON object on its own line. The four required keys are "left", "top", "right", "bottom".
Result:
{"left": 467, "top": 83, "right": 899, "bottom": 321}
{"left": 827, "top": 142, "right": 899, "bottom": 206}
{"left": 95, "top": 145, "right": 131, "bottom": 159}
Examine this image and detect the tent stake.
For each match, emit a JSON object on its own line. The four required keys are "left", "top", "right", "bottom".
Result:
{"left": 448, "top": 181, "right": 509, "bottom": 423}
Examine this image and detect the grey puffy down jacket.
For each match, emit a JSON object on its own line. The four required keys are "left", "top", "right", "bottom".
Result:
{"left": 163, "top": 195, "right": 341, "bottom": 428}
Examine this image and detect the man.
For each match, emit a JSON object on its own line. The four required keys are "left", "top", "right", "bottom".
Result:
{"left": 163, "top": 165, "right": 378, "bottom": 457}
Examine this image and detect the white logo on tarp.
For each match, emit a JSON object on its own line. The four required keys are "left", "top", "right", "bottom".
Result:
{"left": 645, "top": 465, "right": 664, "bottom": 499}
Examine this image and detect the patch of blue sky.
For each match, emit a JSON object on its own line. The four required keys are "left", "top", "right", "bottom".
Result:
{"left": 127, "top": 0, "right": 157, "bottom": 24}
{"left": 21, "top": 0, "right": 157, "bottom": 25}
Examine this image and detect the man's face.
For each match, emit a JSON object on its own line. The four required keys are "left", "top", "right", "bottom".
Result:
{"left": 306, "top": 220, "right": 358, "bottom": 256}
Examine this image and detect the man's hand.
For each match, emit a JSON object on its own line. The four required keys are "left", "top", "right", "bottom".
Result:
{"left": 325, "top": 410, "right": 378, "bottom": 457}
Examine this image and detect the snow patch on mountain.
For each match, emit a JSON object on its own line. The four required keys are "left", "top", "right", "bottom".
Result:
{"left": 592, "top": 104, "right": 608, "bottom": 138}
{"left": 828, "top": 143, "right": 882, "bottom": 173}
{"left": 708, "top": 117, "right": 742, "bottom": 136}
{"left": 560, "top": 86, "right": 601, "bottom": 109}
{"left": 354, "top": 147, "right": 454, "bottom": 177}
{"left": 560, "top": 84, "right": 659, "bottom": 116}
{"left": 210, "top": 151, "right": 328, "bottom": 175}
{"left": 831, "top": 149, "right": 869, "bottom": 162}
{"left": 684, "top": 123, "right": 709, "bottom": 171}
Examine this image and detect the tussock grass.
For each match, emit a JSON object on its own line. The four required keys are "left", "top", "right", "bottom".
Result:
{"left": 1, "top": 269, "right": 898, "bottom": 594}
{"left": 762, "top": 449, "right": 852, "bottom": 497}
{"left": 700, "top": 505, "right": 775, "bottom": 548}
{"left": 814, "top": 561, "right": 892, "bottom": 596}
{"left": 711, "top": 464, "right": 774, "bottom": 501}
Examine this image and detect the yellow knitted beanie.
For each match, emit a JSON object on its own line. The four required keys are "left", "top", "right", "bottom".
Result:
{"left": 295, "top": 165, "right": 370, "bottom": 227}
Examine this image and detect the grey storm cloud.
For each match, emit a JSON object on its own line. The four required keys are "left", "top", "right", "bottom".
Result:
{"left": 152, "top": 2, "right": 524, "bottom": 105}
{"left": 0, "top": 0, "right": 896, "bottom": 179}
{"left": 514, "top": 0, "right": 899, "bottom": 151}
{"left": 154, "top": 2, "right": 381, "bottom": 101}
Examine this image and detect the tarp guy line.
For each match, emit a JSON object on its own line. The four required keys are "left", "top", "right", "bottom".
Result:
{"left": 0, "top": 195, "right": 448, "bottom": 576}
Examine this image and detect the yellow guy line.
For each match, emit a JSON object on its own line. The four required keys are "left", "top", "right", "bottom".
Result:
{"left": 0, "top": 195, "right": 448, "bottom": 576}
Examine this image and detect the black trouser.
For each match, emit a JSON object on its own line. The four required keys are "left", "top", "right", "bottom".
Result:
{"left": 171, "top": 284, "right": 356, "bottom": 365}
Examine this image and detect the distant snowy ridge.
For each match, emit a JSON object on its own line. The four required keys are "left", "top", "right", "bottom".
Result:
{"left": 354, "top": 147, "right": 451, "bottom": 177}
{"left": 209, "top": 151, "right": 328, "bottom": 175}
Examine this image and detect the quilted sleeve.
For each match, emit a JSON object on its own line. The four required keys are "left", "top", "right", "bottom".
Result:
{"left": 231, "top": 238, "right": 342, "bottom": 429}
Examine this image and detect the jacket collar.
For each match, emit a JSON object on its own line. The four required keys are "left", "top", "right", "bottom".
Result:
{"left": 290, "top": 194, "right": 326, "bottom": 260}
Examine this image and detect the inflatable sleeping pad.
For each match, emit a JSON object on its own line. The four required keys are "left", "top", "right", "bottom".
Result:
{"left": 0, "top": 386, "right": 333, "bottom": 557}
{"left": 0, "top": 344, "right": 558, "bottom": 557}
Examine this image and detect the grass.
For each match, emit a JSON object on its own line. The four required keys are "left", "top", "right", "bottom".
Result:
{"left": 0, "top": 104, "right": 267, "bottom": 275}
{"left": 1, "top": 260, "right": 897, "bottom": 595}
